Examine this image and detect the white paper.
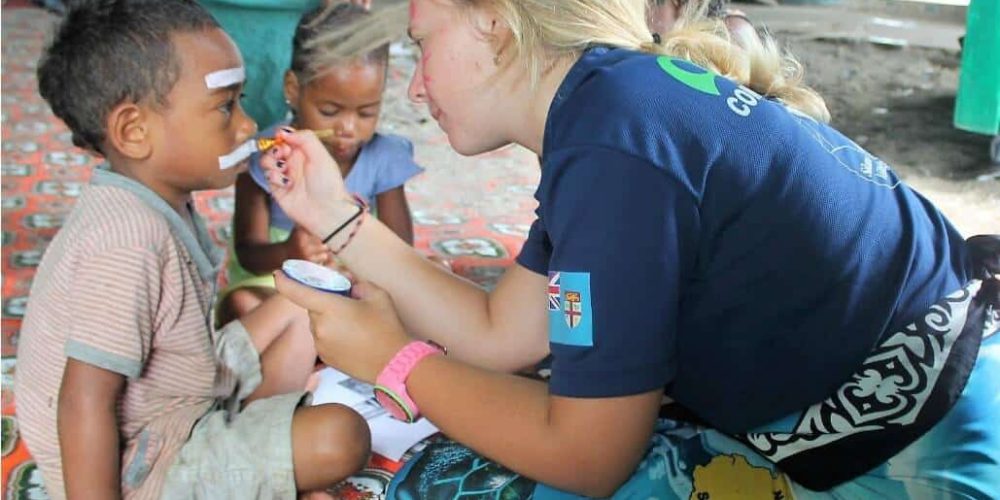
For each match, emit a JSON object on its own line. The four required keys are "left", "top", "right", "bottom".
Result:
{"left": 311, "top": 367, "right": 439, "bottom": 461}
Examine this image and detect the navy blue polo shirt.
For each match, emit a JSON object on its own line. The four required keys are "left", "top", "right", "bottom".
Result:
{"left": 517, "top": 47, "right": 971, "bottom": 433}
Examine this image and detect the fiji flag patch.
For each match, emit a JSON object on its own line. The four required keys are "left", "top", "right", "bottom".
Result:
{"left": 547, "top": 271, "right": 593, "bottom": 347}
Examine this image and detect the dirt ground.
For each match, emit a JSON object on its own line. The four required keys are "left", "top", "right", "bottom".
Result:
{"left": 788, "top": 37, "right": 999, "bottom": 236}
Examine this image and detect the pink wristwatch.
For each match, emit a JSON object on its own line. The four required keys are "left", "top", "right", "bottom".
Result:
{"left": 374, "top": 341, "right": 445, "bottom": 423}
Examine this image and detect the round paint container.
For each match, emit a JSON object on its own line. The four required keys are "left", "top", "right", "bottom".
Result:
{"left": 281, "top": 259, "right": 352, "bottom": 297}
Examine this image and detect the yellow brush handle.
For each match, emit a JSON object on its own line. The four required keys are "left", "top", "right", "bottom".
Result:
{"left": 256, "top": 129, "right": 335, "bottom": 151}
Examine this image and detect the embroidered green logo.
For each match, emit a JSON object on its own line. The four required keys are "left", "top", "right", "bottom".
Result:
{"left": 656, "top": 56, "right": 721, "bottom": 96}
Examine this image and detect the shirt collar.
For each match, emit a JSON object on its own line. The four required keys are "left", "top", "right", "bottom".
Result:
{"left": 90, "top": 165, "right": 224, "bottom": 282}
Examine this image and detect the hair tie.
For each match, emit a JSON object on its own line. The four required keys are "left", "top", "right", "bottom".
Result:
{"left": 652, "top": 33, "right": 662, "bottom": 45}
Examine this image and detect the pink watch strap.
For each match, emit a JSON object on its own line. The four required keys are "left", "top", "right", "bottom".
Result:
{"left": 374, "top": 341, "right": 443, "bottom": 421}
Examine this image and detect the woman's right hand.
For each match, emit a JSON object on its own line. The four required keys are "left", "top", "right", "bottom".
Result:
{"left": 262, "top": 129, "right": 355, "bottom": 238}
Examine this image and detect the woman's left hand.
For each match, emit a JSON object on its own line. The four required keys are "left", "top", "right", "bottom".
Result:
{"left": 274, "top": 271, "right": 411, "bottom": 383}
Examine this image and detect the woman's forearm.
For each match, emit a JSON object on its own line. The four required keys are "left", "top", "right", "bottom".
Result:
{"left": 328, "top": 208, "right": 546, "bottom": 371}
{"left": 407, "top": 355, "right": 660, "bottom": 497}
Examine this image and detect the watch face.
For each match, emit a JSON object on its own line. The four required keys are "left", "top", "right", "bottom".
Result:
{"left": 375, "top": 387, "right": 414, "bottom": 423}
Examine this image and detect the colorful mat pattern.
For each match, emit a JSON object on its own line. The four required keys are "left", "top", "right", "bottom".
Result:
{"left": 0, "top": 6, "right": 540, "bottom": 498}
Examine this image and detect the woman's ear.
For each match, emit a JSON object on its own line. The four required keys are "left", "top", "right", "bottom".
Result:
{"left": 470, "top": 8, "right": 512, "bottom": 65}
{"left": 284, "top": 70, "right": 301, "bottom": 110}
{"left": 105, "top": 102, "right": 153, "bottom": 160}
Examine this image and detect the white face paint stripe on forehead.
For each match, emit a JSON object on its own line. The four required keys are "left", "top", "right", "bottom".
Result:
{"left": 218, "top": 140, "right": 256, "bottom": 170}
{"left": 205, "top": 67, "right": 245, "bottom": 89}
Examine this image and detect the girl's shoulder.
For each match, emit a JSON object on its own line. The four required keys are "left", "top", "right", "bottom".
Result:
{"left": 362, "top": 133, "right": 416, "bottom": 160}
{"left": 349, "top": 133, "right": 424, "bottom": 199}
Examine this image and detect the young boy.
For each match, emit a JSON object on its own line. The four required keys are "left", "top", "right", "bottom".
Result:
{"left": 14, "top": 1, "right": 370, "bottom": 498}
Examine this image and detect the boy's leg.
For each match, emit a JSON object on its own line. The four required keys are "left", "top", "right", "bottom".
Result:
{"left": 238, "top": 293, "right": 318, "bottom": 403}
{"left": 291, "top": 404, "right": 372, "bottom": 492}
{"left": 163, "top": 395, "right": 369, "bottom": 498}
{"left": 217, "top": 286, "right": 273, "bottom": 327}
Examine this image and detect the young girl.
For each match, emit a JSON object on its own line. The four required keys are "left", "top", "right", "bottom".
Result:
{"left": 222, "top": 2, "right": 422, "bottom": 325}
{"left": 265, "top": 0, "right": 998, "bottom": 498}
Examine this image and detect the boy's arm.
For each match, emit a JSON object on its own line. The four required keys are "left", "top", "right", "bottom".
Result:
{"left": 374, "top": 187, "right": 414, "bottom": 246}
{"left": 59, "top": 358, "right": 126, "bottom": 500}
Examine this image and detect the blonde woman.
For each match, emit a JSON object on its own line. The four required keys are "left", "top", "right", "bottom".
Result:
{"left": 262, "top": 0, "right": 999, "bottom": 497}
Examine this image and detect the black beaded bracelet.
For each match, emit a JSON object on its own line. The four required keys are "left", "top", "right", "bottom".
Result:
{"left": 321, "top": 199, "right": 364, "bottom": 245}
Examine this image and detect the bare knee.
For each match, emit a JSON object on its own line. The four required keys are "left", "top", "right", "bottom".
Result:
{"left": 293, "top": 404, "right": 371, "bottom": 490}
{"left": 317, "top": 404, "right": 371, "bottom": 475}
{"left": 219, "top": 287, "right": 271, "bottom": 325}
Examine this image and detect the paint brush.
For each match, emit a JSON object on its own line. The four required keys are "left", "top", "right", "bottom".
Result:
{"left": 256, "top": 129, "right": 336, "bottom": 152}
{"left": 219, "top": 129, "right": 336, "bottom": 170}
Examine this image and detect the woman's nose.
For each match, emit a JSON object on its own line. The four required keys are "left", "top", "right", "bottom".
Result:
{"left": 408, "top": 64, "right": 427, "bottom": 104}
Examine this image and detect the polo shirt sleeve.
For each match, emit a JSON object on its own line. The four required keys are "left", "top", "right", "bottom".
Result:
{"left": 541, "top": 147, "right": 699, "bottom": 398}
{"left": 515, "top": 216, "right": 551, "bottom": 276}
{"left": 64, "top": 246, "right": 162, "bottom": 378}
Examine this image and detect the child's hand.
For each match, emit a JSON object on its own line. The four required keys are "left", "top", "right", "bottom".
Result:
{"left": 285, "top": 226, "right": 331, "bottom": 265}
{"left": 274, "top": 272, "right": 410, "bottom": 384}
{"left": 263, "top": 129, "right": 354, "bottom": 239}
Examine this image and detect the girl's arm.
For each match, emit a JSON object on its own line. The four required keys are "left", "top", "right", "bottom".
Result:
{"left": 59, "top": 359, "right": 125, "bottom": 500}
{"left": 232, "top": 172, "right": 289, "bottom": 274}
{"left": 233, "top": 173, "right": 329, "bottom": 272}
{"left": 374, "top": 186, "right": 414, "bottom": 245}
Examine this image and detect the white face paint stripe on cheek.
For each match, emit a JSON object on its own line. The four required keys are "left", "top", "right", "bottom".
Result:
{"left": 205, "top": 67, "right": 245, "bottom": 89}
{"left": 218, "top": 140, "right": 256, "bottom": 170}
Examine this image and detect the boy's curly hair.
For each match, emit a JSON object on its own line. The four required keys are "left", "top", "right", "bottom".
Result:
{"left": 37, "top": 0, "right": 219, "bottom": 154}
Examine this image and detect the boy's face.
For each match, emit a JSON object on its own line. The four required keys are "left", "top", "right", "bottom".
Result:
{"left": 147, "top": 28, "right": 257, "bottom": 194}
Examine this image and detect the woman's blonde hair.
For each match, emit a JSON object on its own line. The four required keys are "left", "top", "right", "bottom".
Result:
{"left": 457, "top": 0, "right": 830, "bottom": 122}
{"left": 293, "top": 2, "right": 409, "bottom": 83}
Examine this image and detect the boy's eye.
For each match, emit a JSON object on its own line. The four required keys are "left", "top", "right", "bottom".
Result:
{"left": 319, "top": 108, "right": 339, "bottom": 117}
{"left": 220, "top": 93, "right": 245, "bottom": 117}
{"left": 220, "top": 98, "right": 235, "bottom": 116}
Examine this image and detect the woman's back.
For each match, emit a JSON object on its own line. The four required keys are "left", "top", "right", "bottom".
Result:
{"left": 534, "top": 46, "right": 970, "bottom": 432}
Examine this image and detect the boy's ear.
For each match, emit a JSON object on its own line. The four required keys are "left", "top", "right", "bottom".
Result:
{"left": 105, "top": 102, "right": 153, "bottom": 160}
{"left": 283, "top": 70, "right": 300, "bottom": 110}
